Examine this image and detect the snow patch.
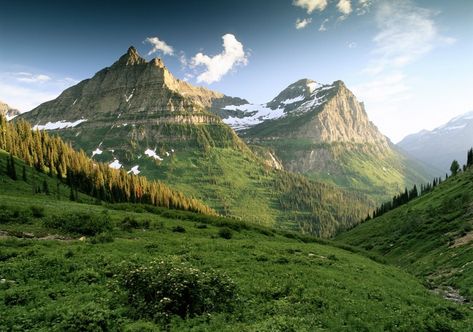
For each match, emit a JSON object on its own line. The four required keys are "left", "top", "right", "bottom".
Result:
{"left": 281, "top": 95, "right": 304, "bottom": 105}
{"left": 33, "top": 119, "right": 87, "bottom": 131}
{"left": 125, "top": 89, "right": 135, "bottom": 103}
{"left": 127, "top": 165, "right": 140, "bottom": 175}
{"left": 144, "top": 149, "right": 163, "bottom": 161}
{"left": 92, "top": 148, "right": 103, "bottom": 157}
{"left": 222, "top": 103, "right": 284, "bottom": 130}
{"left": 109, "top": 159, "right": 122, "bottom": 169}
{"left": 307, "top": 82, "right": 321, "bottom": 93}
{"left": 72, "top": 99, "right": 77, "bottom": 106}
{"left": 6, "top": 114, "right": 16, "bottom": 121}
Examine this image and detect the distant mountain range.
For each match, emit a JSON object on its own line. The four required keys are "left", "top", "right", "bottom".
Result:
{"left": 398, "top": 111, "right": 473, "bottom": 174}
{"left": 15, "top": 46, "right": 433, "bottom": 233}
{"left": 0, "top": 101, "right": 20, "bottom": 121}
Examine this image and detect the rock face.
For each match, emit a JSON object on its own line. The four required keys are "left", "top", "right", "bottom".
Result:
{"left": 0, "top": 101, "right": 20, "bottom": 121}
{"left": 20, "top": 47, "right": 250, "bottom": 153}
{"left": 398, "top": 110, "right": 473, "bottom": 174}
{"left": 212, "top": 79, "right": 431, "bottom": 201}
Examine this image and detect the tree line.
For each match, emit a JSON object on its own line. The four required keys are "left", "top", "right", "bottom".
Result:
{"left": 367, "top": 148, "right": 473, "bottom": 221}
{"left": 0, "top": 114, "right": 214, "bottom": 215}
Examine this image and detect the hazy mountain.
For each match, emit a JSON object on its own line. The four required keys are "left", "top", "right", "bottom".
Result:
{"left": 0, "top": 101, "right": 20, "bottom": 120}
{"left": 213, "top": 79, "right": 433, "bottom": 201}
{"left": 17, "top": 47, "right": 371, "bottom": 236}
{"left": 398, "top": 111, "right": 473, "bottom": 174}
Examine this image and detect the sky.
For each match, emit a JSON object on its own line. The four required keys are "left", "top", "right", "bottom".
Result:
{"left": 0, "top": 0, "right": 472, "bottom": 142}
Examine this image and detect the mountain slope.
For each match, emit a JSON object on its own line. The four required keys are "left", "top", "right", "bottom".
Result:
{"left": 16, "top": 48, "right": 371, "bottom": 237}
{"left": 213, "top": 79, "right": 432, "bottom": 202}
{"left": 337, "top": 164, "right": 473, "bottom": 302}
{"left": 398, "top": 110, "right": 473, "bottom": 174}
{"left": 0, "top": 100, "right": 20, "bottom": 121}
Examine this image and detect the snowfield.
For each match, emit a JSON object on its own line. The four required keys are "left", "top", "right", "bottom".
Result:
{"left": 33, "top": 119, "right": 87, "bottom": 130}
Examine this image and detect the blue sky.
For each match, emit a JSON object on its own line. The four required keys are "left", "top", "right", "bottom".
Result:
{"left": 0, "top": 0, "right": 472, "bottom": 142}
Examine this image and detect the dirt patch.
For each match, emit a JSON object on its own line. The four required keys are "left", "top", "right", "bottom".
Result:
{"left": 450, "top": 230, "right": 473, "bottom": 248}
{"left": 432, "top": 286, "right": 468, "bottom": 304}
{"left": 0, "top": 230, "right": 73, "bottom": 241}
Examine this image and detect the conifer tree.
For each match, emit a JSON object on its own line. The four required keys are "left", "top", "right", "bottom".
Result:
{"left": 450, "top": 160, "right": 460, "bottom": 176}
{"left": 22, "top": 165, "right": 27, "bottom": 182}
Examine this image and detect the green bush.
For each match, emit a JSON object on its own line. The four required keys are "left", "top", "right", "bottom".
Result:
{"left": 218, "top": 227, "right": 233, "bottom": 239}
{"left": 44, "top": 212, "right": 112, "bottom": 236}
{"left": 59, "top": 303, "right": 112, "bottom": 331}
{"left": 30, "top": 205, "right": 45, "bottom": 218}
{"left": 172, "top": 225, "right": 186, "bottom": 233}
{"left": 115, "top": 259, "right": 238, "bottom": 322}
{"left": 0, "top": 206, "right": 30, "bottom": 224}
{"left": 120, "top": 216, "right": 140, "bottom": 232}
{"left": 90, "top": 232, "right": 114, "bottom": 244}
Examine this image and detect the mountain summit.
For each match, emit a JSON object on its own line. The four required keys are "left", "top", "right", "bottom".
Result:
{"left": 212, "top": 78, "right": 432, "bottom": 201}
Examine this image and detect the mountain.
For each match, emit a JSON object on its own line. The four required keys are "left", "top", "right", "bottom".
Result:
{"left": 17, "top": 47, "right": 371, "bottom": 237}
{"left": 0, "top": 100, "right": 20, "bottom": 121}
{"left": 398, "top": 110, "right": 473, "bottom": 174}
{"left": 337, "top": 160, "right": 473, "bottom": 303}
{"left": 212, "top": 79, "right": 432, "bottom": 202}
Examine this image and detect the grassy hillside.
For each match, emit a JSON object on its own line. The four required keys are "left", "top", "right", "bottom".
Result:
{"left": 247, "top": 139, "right": 431, "bottom": 204}
{"left": 1, "top": 163, "right": 472, "bottom": 330}
{"left": 337, "top": 166, "right": 473, "bottom": 302}
{"left": 34, "top": 120, "right": 373, "bottom": 238}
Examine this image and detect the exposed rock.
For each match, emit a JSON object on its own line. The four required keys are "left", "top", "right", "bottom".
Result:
{"left": 0, "top": 101, "right": 20, "bottom": 120}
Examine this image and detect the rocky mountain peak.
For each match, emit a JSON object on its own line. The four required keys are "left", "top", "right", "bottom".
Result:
{"left": 113, "top": 46, "right": 147, "bottom": 67}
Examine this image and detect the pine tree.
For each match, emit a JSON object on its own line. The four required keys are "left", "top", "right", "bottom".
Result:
{"left": 8, "top": 153, "right": 17, "bottom": 180}
{"left": 22, "top": 165, "right": 27, "bottom": 182}
{"left": 467, "top": 148, "right": 473, "bottom": 167}
{"left": 450, "top": 160, "right": 460, "bottom": 176}
{"left": 42, "top": 180, "right": 50, "bottom": 195}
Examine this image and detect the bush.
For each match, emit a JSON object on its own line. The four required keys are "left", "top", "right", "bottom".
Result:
{"left": 59, "top": 303, "right": 112, "bottom": 331}
{"left": 218, "top": 227, "right": 233, "bottom": 239}
{"left": 120, "top": 216, "right": 140, "bottom": 232}
{"left": 90, "top": 232, "right": 114, "bottom": 244}
{"left": 30, "top": 205, "right": 45, "bottom": 218}
{"left": 0, "top": 206, "right": 30, "bottom": 224}
{"left": 115, "top": 259, "right": 238, "bottom": 322}
{"left": 172, "top": 225, "right": 186, "bottom": 233}
{"left": 44, "top": 212, "right": 112, "bottom": 236}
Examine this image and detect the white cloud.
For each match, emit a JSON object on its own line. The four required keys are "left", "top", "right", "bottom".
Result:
{"left": 337, "top": 0, "right": 352, "bottom": 15}
{"left": 364, "top": 0, "right": 454, "bottom": 75}
{"left": 14, "top": 72, "right": 51, "bottom": 83}
{"left": 191, "top": 34, "right": 248, "bottom": 84}
{"left": 144, "top": 36, "right": 174, "bottom": 56}
{"left": 347, "top": 42, "right": 357, "bottom": 48}
{"left": 293, "top": 0, "right": 327, "bottom": 14}
{"left": 319, "top": 18, "right": 329, "bottom": 32}
{"left": 356, "top": 0, "right": 372, "bottom": 15}
{"left": 295, "top": 18, "right": 312, "bottom": 29}
{"left": 0, "top": 72, "right": 78, "bottom": 112}
{"left": 353, "top": 73, "right": 410, "bottom": 103}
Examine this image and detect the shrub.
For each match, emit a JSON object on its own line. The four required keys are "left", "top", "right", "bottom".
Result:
{"left": 44, "top": 212, "right": 112, "bottom": 236}
{"left": 120, "top": 216, "right": 140, "bottom": 232}
{"left": 195, "top": 223, "right": 208, "bottom": 229}
{"left": 90, "top": 232, "right": 114, "bottom": 244}
{"left": 172, "top": 225, "right": 186, "bottom": 233}
{"left": 0, "top": 206, "right": 30, "bottom": 224}
{"left": 218, "top": 227, "right": 233, "bottom": 239}
{"left": 115, "top": 259, "right": 237, "bottom": 322}
{"left": 59, "top": 303, "right": 111, "bottom": 331}
{"left": 30, "top": 205, "right": 45, "bottom": 218}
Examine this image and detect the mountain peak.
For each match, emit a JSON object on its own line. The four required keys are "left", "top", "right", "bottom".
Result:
{"left": 113, "top": 46, "right": 147, "bottom": 67}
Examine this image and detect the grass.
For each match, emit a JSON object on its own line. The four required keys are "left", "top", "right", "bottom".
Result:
{"left": 337, "top": 166, "right": 473, "bottom": 301}
{"left": 0, "top": 157, "right": 472, "bottom": 330}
